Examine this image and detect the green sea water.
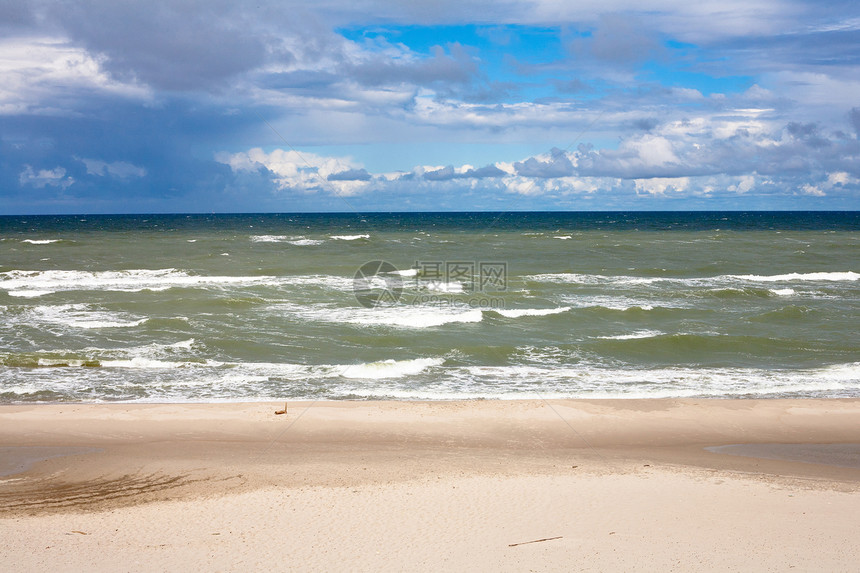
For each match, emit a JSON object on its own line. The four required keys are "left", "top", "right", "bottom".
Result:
{"left": 1, "top": 212, "right": 858, "bottom": 402}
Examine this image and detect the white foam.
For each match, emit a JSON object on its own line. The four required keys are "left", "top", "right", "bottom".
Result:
{"left": 394, "top": 269, "right": 419, "bottom": 277}
{"left": 250, "top": 235, "right": 326, "bottom": 246}
{"left": 68, "top": 318, "right": 147, "bottom": 329}
{"left": 560, "top": 295, "right": 660, "bottom": 311}
{"left": 8, "top": 289, "right": 55, "bottom": 298}
{"left": 21, "top": 239, "right": 60, "bottom": 244}
{"left": 496, "top": 307, "right": 571, "bottom": 318}
{"left": 339, "top": 357, "right": 443, "bottom": 379}
{"left": 36, "top": 358, "right": 95, "bottom": 367}
{"left": 100, "top": 357, "right": 186, "bottom": 369}
{"left": 528, "top": 271, "right": 860, "bottom": 289}
{"left": 0, "top": 269, "right": 302, "bottom": 295}
{"left": 275, "top": 303, "right": 484, "bottom": 329}
{"left": 330, "top": 234, "right": 369, "bottom": 241}
{"left": 423, "top": 281, "right": 464, "bottom": 293}
{"left": 23, "top": 304, "right": 149, "bottom": 330}
{"left": 770, "top": 288, "right": 796, "bottom": 296}
{"left": 596, "top": 329, "right": 664, "bottom": 340}
{"left": 287, "top": 238, "right": 325, "bottom": 246}
{"left": 353, "top": 307, "right": 483, "bottom": 328}
{"left": 819, "top": 362, "right": 860, "bottom": 381}
{"left": 553, "top": 235, "right": 572, "bottom": 240}
{"left": 733, "top": 271, "right": 859, "bottom": 282}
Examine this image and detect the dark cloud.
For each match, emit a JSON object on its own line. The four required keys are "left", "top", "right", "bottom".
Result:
{"left": 423, "top": 165, "right": 457, "bottom": 180}
{"left": 572, "top": 119, "right": 860, "bottom": 180}
{"left": 260, "top": 70, "right": 339, "bottom": 91}
{"left": 423, "top": 163, "right": 506, "bottom": 181}
{"left": 786, "top": 122, "right": 831, "bottom": 149}
{"left": 850, "top": 107, "right": 860, "bottom": 135}
{"left": 570, "top": 13, "right": 662, "bottom": 65}
{"left": 45, "top": 1, "right": 276, "bottom": 90}
{"left": 0, "top": 0, "right": 35, "bottom": 29}
{"left": 349, "top": 43, "right": 478, "bottom": 88}
{"left": 464, "top": 164, "right": 507, "bottom": 178}
{"left": 327, "top": 168, "right": 372, "bottom": 181}
{"left": 632, "top": 117, "right": 659, "bottom": 132}
{"left": 514, "top": 148, "right": 575, "bottom": 178}
{"left": 0, "top": 97, "right": 247, "bottom": 212}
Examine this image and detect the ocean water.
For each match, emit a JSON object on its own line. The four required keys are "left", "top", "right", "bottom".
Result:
{"left": 1, "top": 212, "right": 858, "bottom": 402}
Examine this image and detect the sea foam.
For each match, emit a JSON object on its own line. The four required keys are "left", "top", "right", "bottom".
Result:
{"left": 338, "top": 357, "right": 444, "bottom": 379}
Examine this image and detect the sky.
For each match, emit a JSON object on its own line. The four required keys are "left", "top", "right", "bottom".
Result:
{"left": 1, "top": 0, "right": 859, "bottom": 214}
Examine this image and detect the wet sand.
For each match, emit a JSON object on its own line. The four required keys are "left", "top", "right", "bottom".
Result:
{"left": 1, "top": 399, "right": 859, "bottom": 571}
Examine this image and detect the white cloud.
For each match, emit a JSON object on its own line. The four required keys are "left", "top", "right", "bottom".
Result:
{"left": 19, "top": 165, "right": 74, "bottom": 189}
{"left": 800, "top": 183, "right": 825, "bottom": 196}
{"left": 634, "top": 177, "right": 690, "bottom": 196}
{"left": 80, "top": 158, "right": 146, "bottom": 178}
{"left": 217, "top": 147, "right": 371, "bottom": 196}
{"left": 0, "top": 36, "right": 151, "bottom": 115}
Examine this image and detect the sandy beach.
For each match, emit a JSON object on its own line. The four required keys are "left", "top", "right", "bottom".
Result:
{"left": 2, "top": 399, "right": 859, "bottom": 571}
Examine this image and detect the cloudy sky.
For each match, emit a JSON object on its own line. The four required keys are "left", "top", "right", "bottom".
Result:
{"left": 2, "top": 0, "right": 859, "bottom": 213}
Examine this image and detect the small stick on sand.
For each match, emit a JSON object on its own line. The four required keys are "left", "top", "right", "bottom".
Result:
{"left": 508, "top": 536, "right": 562, "bottom": 547}
{"left": 274, "top": 402, "right": 288, "bottom": 415}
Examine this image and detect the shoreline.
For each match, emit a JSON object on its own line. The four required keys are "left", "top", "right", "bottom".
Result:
{"left": 3, "top": 398, "right": 860, "bottom": 571}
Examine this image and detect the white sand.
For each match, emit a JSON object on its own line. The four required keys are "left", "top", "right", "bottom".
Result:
{"left": 2, "top": 399, "right": 859, "bottom": 572}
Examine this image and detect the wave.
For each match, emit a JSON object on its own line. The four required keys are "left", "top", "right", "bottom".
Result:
{"left": 21, "top": 239, "right": 61, "bottom": 245}
{"left": 6, "top": 289, "right": 56, "bottom": 298}
{"left": 393, "top": 268, "right": 419, "bottom": 277}
{"left": 272, "top": 303, "right": 484, "bottom": 328}
{"left": 250, "top": 235, "right": 289, "bottom": 242}
{"left": 346, "top": 306, "right": 483, "bottom": 328}
{"left": 559, "top": 295, "right": 659, "bottom": 311}
{"left": 23, "top": 304, "right": 149, "bottom": 329}
{"left": 526, "top": 270, "right": 860, "bottom": 288}
{"left": 0, "top": 269, "right": 354, "bottom": 296}
{"left": 3, "top": 353, "right": 857, "bottom": 402}
{"left": 422, "top": 281, "right": 464, "bottom": 293}
{"left": 330, "top": 234, "right": 369, "bottom": 241}
{"left": 494, "top": 307, "right": 571, "bottom": 318}
{"left": 288, "top": 238, "right": 325, "bottom": 246}
{"left": 732, "top": 271, "right": 859, "bottom": 282}
{"left": 338, "top": 357, "right": 443, "bottom": 379}
{"left": 596, "top": 329, "right": 665, "bottom": 340}
{"left": 250, "top": 235, "right": 325, "bottom": 246}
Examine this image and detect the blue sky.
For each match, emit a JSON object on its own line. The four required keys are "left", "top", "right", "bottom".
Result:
{"left": 1, "top": 1, "right": 859, "bottom": 213}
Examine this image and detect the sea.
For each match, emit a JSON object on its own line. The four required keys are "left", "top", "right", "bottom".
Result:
{"left": 1, "top": 211, "right": 858, "bottom": 403}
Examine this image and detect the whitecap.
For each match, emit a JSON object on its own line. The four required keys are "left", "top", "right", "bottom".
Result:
{"left": 0, "top": 269, "right": 290, "bottom": 295}
{"left": 273, "top": 303, "right": 484, "bottom": 329}
{"left": 495, "top": 307, "right": 571, "bottom": 318}
{"left": 287, "top": 238, "right": 325, "bottom": 246}
{"left": 330, "top": 234, "right": 370, "bottom": 241}
{"left": 596, "top": 329, "right": 664, "bottom": 340}
{"left": 423, "top": 281, "right": 464, "bottom": 293}
{"left": 338, "top": 357, "right": 444, "bottom": 379}
{"left": 733, "top": 271, "right": 859, "bottom": 282}
{"left": 393, "top": 268, "right": 419, "bottom": 277}
{"left": 8, "top": 290, "right": 55, "bottom": 298}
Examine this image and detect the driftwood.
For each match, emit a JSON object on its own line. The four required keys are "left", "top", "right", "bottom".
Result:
{"left": 508, "top": 536, "right": 562, "bottom": 547}
{"left": 274, "top": 402, "right": 288, "bottom": 415}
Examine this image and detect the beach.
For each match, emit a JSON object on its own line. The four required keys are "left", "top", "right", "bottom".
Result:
{"left": 2, "top": 399, "right": 859, "bottom": 571}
